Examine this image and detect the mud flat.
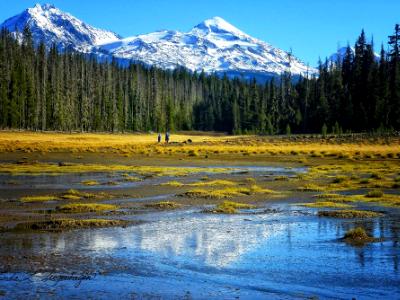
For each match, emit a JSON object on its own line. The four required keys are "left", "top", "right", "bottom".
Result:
{"left": 0, "top": 133, "right": 399, "bottom": 298}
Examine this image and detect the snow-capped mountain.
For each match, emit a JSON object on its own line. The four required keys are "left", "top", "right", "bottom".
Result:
{"left": 102, "top": 16, "right": 316, "bottom": 79}
{"left": 329, "top": 46, "right": 380, "bottom": 63}
{"left": 1, "top": 4, "right": 317, "bottom": 80}
{"left": 1, "top": 3, "right": 120, "bottom": 52}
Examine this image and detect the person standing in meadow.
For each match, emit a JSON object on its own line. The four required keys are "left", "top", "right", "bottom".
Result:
{"left": 165, "top": 132, "right": 170, "bottom": 143}
{"left": 157, "top": 133, "right": 161, "bottom": 143}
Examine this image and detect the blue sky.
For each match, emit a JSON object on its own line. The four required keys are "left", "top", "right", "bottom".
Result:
{"left": 1, "top": 0, "right": 399, "bottom": 65}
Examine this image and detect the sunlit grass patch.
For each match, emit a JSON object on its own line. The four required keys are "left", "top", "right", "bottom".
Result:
{"left": 59, "top": 189, "right": 110, "bottom": 201}
{"left": 183, "top": 187, "right": 248, "bottom": 199}
{"left": 57, "top": 203, "right": 118, "bottom": 213}
{"left": 20, "top": 195, "right": 59, "bottom": 203}
{"left": 188, "top": 179, "right": 236, "bottom": 187}
{"left": 249, "top": 184, "right": 276, "bottom": 194}
{"left": 14, "top": 218, "right": 128, "bottom": 231}
{"left": 0, "top": 162, "right": 233, "bottom": 177}
{"left": 122, "top": 175, "right": 141, "bottom": 182}
{"left": 81, "top": 180, "right": 100, "bottom": 186}
{"left": 209, "top": 201, "right": 256, "bottom": 214}
{"left": 318, "top": 209, "right": 383, "bottom": 218}
{"left": 245, "top": 177, "right": 257, "bottom": 184}
{"left": 60, "top": 194, "right": 82, "bottom": 200}
{"left": 298, "top": 184, "right": 326, "bottom": 192}
{"left": 161, "top": 181, "right": 184, "bottom": 187}
{"left": 313, "top": 193, "right": 343, "bottom": 199}
{"left": 182, "top": 184, "right": 276, "bottom": 199}
{"left": 300, "top": 201, "right": 352, "bottom": 208}
{"left": 144, "top": 201, "right": 181, "bottom": 209}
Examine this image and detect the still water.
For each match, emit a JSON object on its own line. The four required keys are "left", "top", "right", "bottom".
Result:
{"left": 0, "top": 203, "right": 399, "bottom": 299}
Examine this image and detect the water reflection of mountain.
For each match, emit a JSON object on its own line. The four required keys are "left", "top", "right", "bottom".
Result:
{"left": 130, "top": 215, "right": 285, "bottom": 267}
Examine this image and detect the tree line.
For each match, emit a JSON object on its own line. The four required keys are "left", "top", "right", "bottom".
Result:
{"left": 0, "top": 25, "right": 399, "bottom": 134}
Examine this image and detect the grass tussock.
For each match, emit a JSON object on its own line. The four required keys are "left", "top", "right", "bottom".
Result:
{"left": 182, "top": 185, "right": 276, "bottom": 199}
{"left": 14, "top": 218, "right": 128, "bottom": 231}
{"left": 20, "top": 195, "right": 59, "bottom": 203}
{"left": 298, "top": 184, "right": 326, "bottom": 192}
{"left": 313, "top": 193, "right": 343, "bottom": 199}
{"left": 144, "top": 201, "right": 181, "bottom": 209}
{"left": 318, "top": 209, "right": 383, "bottom": 218}
{"left": 300, "top": 201, "right": 352, "bottom": 208}
{"left": 365, "top": 190, "right": 384, "bottom": 198}
{"left": 189, "top": 179, "right": 237, "bottom": 187}
{"left": 162, "top": 179, "right": 236, "bottom": 187}
{"left": 60, "top": 189, "right": 110, "bottom": 200}
{"left": 81, "top": 180, "right": 100, "bottom": 186}
{"left": 21, "top": 189, "right": 111, "bottom": 203}
{"left": 56, "top": 203, "right": 118, "bottom": 213}
{"left": 122, "top": 175, "right": 142, "bottom": 182}
{"left": 342, "top": 227, "right": 377, "bottom": 245}
{"left": 274, "top": 175, "right": 289, "bottom": 181}
{"left": 209, "top": 201, "right": 255, "bottom": 214}
{"left": 161, "top": 181, "right": 184, "bottom": 187}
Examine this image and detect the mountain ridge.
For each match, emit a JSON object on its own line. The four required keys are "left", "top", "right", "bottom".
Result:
{"left": 1, "top": 3, "right": 317, "bottom": 81}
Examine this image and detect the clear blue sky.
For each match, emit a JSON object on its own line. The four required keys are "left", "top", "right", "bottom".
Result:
{"left": 1, "top": 0, "right": 399, "bottom": 65}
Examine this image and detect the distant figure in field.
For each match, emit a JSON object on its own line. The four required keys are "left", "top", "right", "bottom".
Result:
{"left": 157, "top": 133, "right": 161, "bottom": 143}
{"left": 165, "top": 132, "right": 170, "bottom": 143}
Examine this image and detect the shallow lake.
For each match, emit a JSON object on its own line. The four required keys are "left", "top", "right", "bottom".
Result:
{"left": 0, "top": 202, "right": 399, "bottom": 299}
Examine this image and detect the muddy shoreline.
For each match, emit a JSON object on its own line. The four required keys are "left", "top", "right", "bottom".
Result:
{"left": 0, "top": 151, "right": 399, "bottom": 299}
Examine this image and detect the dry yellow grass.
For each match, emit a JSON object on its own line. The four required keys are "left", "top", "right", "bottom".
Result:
{"left": 0, "top": 162, "right": 232, "bottom": 176}
{"left": 209, "top": 201, "right": 256, "bottom": 214}
{"left": 0, "top": 131, "right": 398, "bottom": 158}
{"left": 300, "top": 201, "right": 353, "bottom": 208}
{"left": 57, "top": 203, "right": 118, "bottom": 213}
{"left": 20, "top": 195, "right": 59, "bottom": 203}
{"left": 183, "top": 185, "right": 276, "bottom": 199}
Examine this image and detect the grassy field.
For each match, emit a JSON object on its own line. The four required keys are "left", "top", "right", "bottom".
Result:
{"left": 0, "top": 131, "right": 398, "bottom": 159}
{"left": 0, "top": 130, "right": 399, "bottom": 231}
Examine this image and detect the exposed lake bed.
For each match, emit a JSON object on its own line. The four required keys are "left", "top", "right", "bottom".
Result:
{"left": 0, "top": 134, "right": 399, "bottom": 299}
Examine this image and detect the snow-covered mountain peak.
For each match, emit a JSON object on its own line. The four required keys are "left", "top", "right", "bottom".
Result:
{"left": 31, "top": 3, "right": 56, "bottom": 12}
{"left": 191, "top": 16, "right": 247, "bottom": 37}
{"left": 1, "top": 3, "right": 121, "bottom": 51}
{"left": 1, "top": 5, "right": 317, "bottom": 81}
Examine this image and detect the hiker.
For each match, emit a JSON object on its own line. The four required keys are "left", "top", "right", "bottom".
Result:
{"left": 165, "top": 131, "right": 170, "bottom": 143}
{"left": 157, "top": 133, "right": 161, "bottom": 143}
